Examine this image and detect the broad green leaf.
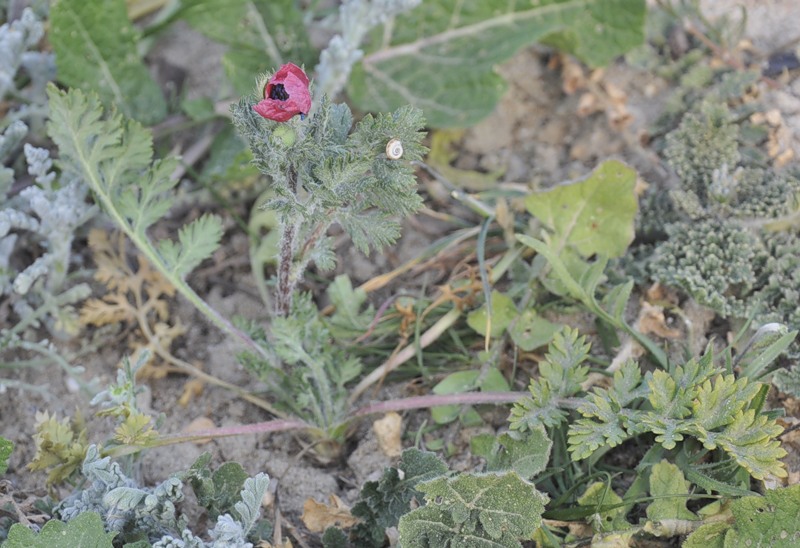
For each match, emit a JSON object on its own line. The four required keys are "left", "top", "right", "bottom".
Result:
{"left": 50, "top": 0, "right": 165, "bottom": 124}
{"left": 525, "top": 160, "right": 638, "bottom": 258}
{"left": 577, "top": 482, "right": 629, "bottom": 532}
{"left": 181, "top": 0, "right": 315, "bottom": 94}
{"left": 399, "top": 472, "right": 548, "bottom": 546}
{"left": 539, "top": 0, "right": 647, "bottom": 67}
{"left": 0, "top": 437, "right": 12, "bottom": 474}
{"left": 484, "top": 427, "right": 552, "bottom": 480}
{"left": 467, "top": 290, "right": 517, "bottom": 338}
{"left": 646, "top": 460, "right": 697, "bottom": 522}
{"left": 431, "top": 368, "right": 509, "bottom": 425}
{"left": 348, "top": 0, "right": 645, "bottom": 127}
{"left": 684, "top": 485, "right": 800, "bottom": 548}
{"left": 683, "top": 522, "right": 728, "bottom": 548}
{"left": 4, "top": 512, "right": 116, "bottom": 548}
{"left": 508, "top": 309, "right": 561, "bottom": 351}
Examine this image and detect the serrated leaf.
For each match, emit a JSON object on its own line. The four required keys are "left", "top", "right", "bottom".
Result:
{"left": 525, "top": 160, "right": 638, "bottom": 258}
{"left": 50, "top": 0, "right": 165, "bottom": 124}
{"left": 181, "top": 0, "right": 315, "bottom": 94}
{"left": 607, "top": 360, "right": 645, "bottom": 407}
{"left": 577, "top": 482, "right": 629, "bottom": 532}
{"left": 467, "top": 290, "right": 517, "bottom": 338}
{"left": 508, "top": 309, "right": 562, "bottom": 351}
{"left": 46, "top": 85, "right": 176, "bottom": 234}
{"left": 646, "top": 460, "right": 697, "bottom": 522}
{"left": 337, "top": 210, "right": 401, "bottom": 256}
{"left": 399, "top": 472, "right": 548, "bottom": 546}
{"left": 4, "top": 512, "right": 116, "bottom": 548}
{"left": 348, "top": 0, "right": 645, "bottom": 128}
{"left": 684, "top": 485, "right": 800, "bottom": 548}
{"left": 647, "top": 370, "right": 692, "bottom": 419}
{"left": 715, "top": 410, "right": 787, "bottom": 480}
{"left": 157, "top": 214, "right": 223, "bottom": 278}
{"left": 692, "top": 375, "right": 760, "bottom": 433}
{"left": 568, "top": 392, "right": 630, "bottom": 459}
{"left": 509, "top": 328, "right": 590, "bottom": 432}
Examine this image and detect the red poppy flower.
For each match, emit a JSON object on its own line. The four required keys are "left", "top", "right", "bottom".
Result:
{"left": 253, "top": 63, "right": 311, "bottom": 122}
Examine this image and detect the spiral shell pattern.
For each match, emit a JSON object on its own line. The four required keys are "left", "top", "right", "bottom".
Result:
{"left": 385, "top": 138, "right": 403, "bottom": 160}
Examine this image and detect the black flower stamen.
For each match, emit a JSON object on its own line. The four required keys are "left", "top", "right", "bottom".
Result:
{"left": 269, "top": 83, "right": 289, "bottom": 101}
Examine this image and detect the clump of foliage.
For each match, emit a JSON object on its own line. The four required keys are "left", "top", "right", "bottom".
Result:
{"left": 323, "top": 446, "right": 549, "bottom": 548}
{"left": 27, "top": 353, "right": 160, "bottom": 486}
{"left": 7, "top": 446, "right": 270, "bottom": 547}
{"left": 231, "top": 71, "right": 426, "bottom": 454}
{"left": 510, "top": 328, "right": 788, "bottom": 480}
{"left": 637, "top": 65, "right": 800, "bottom": 388}
{"left": 0, "top": 9, "right": 96, "bottom": 391}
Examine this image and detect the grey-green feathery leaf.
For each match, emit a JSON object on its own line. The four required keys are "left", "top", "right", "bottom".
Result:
{"left": 46, "top": 84, "right": 223, "bottom": 283}
{"left": 157, "top": 214, "right": 224, "bottom": 279}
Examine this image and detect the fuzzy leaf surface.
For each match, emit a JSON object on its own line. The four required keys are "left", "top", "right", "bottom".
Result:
{"left": 398, "top": 472, "right": 548, "bottom": 547}
{"left": 684, "top": 484, "right": 800, "bottom": 547}
{"left": 350, "top": 448, "right": 448, "bottom": 547}
{"left": 4, "top": 512, "right": 115, "bottom": 547}
{"left": 483, "top": 426, "right": 552, "bottom": 480}
{"left": 525, "top": 160, "right": 638, "bottom": 258}
{"left": 348, "top": 0, "right": 645, "bottom": 127}
{"left": 50, "top": 0, "right": 165, "bottom": 124}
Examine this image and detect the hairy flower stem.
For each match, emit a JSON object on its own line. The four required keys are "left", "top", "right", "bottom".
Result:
{"left": 276, "top": 168, "right": 299, "bottom": 316}
{"left": 276, "top": 221, "right": 297, "bottom": 316}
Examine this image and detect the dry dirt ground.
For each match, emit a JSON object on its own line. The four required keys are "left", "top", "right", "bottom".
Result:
{"left": 2, "top": 1, "right": 800, "bottom": 544}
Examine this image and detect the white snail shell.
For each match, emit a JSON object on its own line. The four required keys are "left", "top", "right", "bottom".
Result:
{"left": 385, "top": 138, "right": 403, "bottom": 160}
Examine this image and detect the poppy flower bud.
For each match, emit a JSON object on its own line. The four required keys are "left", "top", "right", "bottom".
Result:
{"left": 271, "top": 125, "right": 296, "bottom": 147}
{"left": 253, "top": 63, "right": 311, "bottom": 122}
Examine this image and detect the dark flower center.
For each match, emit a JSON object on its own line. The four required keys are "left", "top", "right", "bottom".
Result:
{"left": 269, "top": 83, "right": 289, "bottom": 101}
